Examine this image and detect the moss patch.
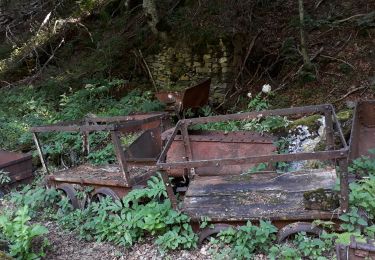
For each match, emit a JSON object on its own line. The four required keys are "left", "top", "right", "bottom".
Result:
{"left": 336, "top": 110, "right": 353, "bottom": 122}
{"left": 288, "top": 114, "right": 321, "bottom": 132}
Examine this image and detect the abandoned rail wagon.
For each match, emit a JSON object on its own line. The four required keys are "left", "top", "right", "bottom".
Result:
{"left": 31, "top": 101, "right": 375, "bottom": 244}
{"left": 156, "top": 104, "right": 352, "bottom": 242}
{"left": 30, "top": 112, "right": 169, "bottom": 207}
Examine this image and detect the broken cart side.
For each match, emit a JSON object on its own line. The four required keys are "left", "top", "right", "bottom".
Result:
{"left": 157, "top": 104, "right": 350, "bottom": 243}
{"left": 0, "top": 150, "right": 33, "bottom": 197}
{"left": 30, "top": 113, "right": 168, "bottom": 208}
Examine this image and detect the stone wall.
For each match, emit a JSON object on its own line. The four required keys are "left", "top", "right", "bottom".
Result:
{"left": 145, "top": 39, "right": 233, "bottom": 93}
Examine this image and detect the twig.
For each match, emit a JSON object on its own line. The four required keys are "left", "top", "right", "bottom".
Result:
{"left": 334, "top": 86, "right": 367, "bottom": 103}
{"left": 234, "top": 31, "right": 261, "bottom": 87}
{"left": 136, "top": 49, "right": 158, "bottom": 92}
{"left": 334, "top": 13, "right": 369, "bottom": 24}
{"left": 315, "top": 0, "right": 326, "bottom": 9}
{"left": 26, "top": 38, "right": 65, "bottom": 85}
{"left": 0, "top": 80, "right": 12, "bottom": 88}
{"left": 321, "top": 54, "right": 355, "bottom": 69}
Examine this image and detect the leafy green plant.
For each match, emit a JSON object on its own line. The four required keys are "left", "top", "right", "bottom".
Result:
{"left": 339, "top": 207, "right": 368, "bottom": 232}
{"left": 247, "top": 162, "right": 269, "bottom": 173}
{"left": 210, "top": 220, "right": 277, "bottom": 259}
{"left": 247, "top": 93, "right": 269, "bottom": 111}
{"left": 56, "top": 174, "right": 197, "bottom": 251}
{"left": 0, "top": 170, "right": 11, "bottom": 185}
{"left": 268, "top": 244, "right": 301, "bottom": 260}
{"left": 348, "top": 149, "right": 375, "bottom": 176}
{"left": 10, "top": 185, "right": 61, "bottom": 218}
{"left": 349, "top": 174, "right": 375, "bottom": 219}
{"left": 0, "top": 206, "right": 49, "bottom": 259}
{"left": 293, "top": 232, "right": 336, "bottom": 259}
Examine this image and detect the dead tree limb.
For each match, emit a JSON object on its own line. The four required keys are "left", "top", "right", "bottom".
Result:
{"left": 321, "top": 54, "right": 356, "bottom": 70}
{"left": 334, "top": 86, "right": 367, "bottom": 103}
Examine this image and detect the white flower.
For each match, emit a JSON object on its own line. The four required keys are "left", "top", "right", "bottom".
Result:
{"left": 167, "top": 93, "right": 173, "bottom": 99}
{"left": 262, "top": 84, "right": 272, "bottom": 93}
{"left": 247, "top": 92, "right": 252, "bottom": 98}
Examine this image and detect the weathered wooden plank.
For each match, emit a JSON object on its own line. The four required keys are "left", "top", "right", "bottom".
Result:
{"left": 185, "top": 170, "right": 336, "bottom": 197}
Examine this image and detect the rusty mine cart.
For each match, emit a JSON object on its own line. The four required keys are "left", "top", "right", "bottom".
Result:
{"left": 157, "top": 103, "right": 352, "bottom": 243}
{"left": 31, "top": 100, "right": 375, "bottom": 247}
{"left": 30, "top": 112, "right": 169, "bottom": 208}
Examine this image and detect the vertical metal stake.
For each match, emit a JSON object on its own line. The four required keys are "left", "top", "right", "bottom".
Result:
{"left": 324, "top": 108, "right": 335, "bottom": 151}
{"left": 339, "top": 159, "right": 349, "bottom": 213}
{"left": 111, "top": 130, "right": 131, "bottom": 186}
{"left": 32, "top": 132, "right": 49, "bottom": 174}
{"left": 160, "top": 171, "right": 178, "bottom": 209}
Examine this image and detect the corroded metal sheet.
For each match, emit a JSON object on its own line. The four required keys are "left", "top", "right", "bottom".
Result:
{"left": 164, "top": 130, "right": 276, "bottom": 176}
{"left": 155, "top": 78, "right": 210, "bottom": 113}
{"left": 0, "top": 150, "right": 33, "bottom": 183}
{"left": 349, "top": 100, "right": 375, "bottom": 161}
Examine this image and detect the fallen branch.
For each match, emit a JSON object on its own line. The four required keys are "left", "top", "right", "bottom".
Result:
{"left": 315, "top": 0, "right": 326, "bottom": 9}
{"left": 234, "top": 31, "right": 261, "bottom": 87}
{"left": 134, "top": 49, "right": 158, "bottom": 92}
{"left": 334, "top": 13, "right": 369, "bottom": 24}
{"left": 321, "top": 54, "right": 355, "bottom": 69}
{"left": 26, "top": 38, "right": 65, "bottom": 85}
{"left": 334, "top": 86, "right": 367, "bottom": 103}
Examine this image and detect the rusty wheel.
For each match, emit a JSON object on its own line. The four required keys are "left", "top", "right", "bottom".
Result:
{"left": 198, "top": 224, "right": 234, "bottom": 244}
{"left": 91, "top": 188, "right": 120, "bottom": 202}
{"left": 277, "top": 222, "right": 323, "bottom": 242}
{"left": 56, "top": 184, "right": 81, "bottom": 209}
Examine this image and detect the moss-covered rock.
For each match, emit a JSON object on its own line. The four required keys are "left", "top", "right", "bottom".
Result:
{"left": 303, "top": 188, "right": 339, "bottom": 211}
{"left": 288, "top": 114, "right": 321, "bottom": 132}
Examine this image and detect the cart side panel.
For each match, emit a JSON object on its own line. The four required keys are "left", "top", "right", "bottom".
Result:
{"left": 349, "top": 101, "right": 375, "bottom": 161}
{"left": 165, "top": 131, "right": 276, "bottom": 176}
{"left": 0, "top": 151, "right": 33, "bottom": 183}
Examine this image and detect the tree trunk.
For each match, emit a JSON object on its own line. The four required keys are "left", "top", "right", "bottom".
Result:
{"left": 298, "top": 0, "right": 311, "bottom": 67}
{"left": 142, "top": 0, "right": 160, "bottom": 35}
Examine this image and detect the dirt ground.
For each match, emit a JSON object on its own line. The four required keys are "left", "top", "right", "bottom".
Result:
{"left": 42, "top": 221, "right": 212, "bottom": 260}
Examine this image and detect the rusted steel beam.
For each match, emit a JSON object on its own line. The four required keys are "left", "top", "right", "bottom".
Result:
{"left": 332, "top": 108, "right": 348, "bottom": 149}
{"left": 158, "top": 121, "right": 181, "bottom": 163}
{"left": 163, "top": 130, "right": 275, "bottom": 143}
{"left": 32, "top": 133, "right": 49, "bottom": 174}
{"left": 160, "top": 171, "right": 178, "bottom": 209}
{"left": 339, "top": 159, "right": 349, "bottom": 213}
{"left": 181, "top": 122, "right": 195, "bottom": 176}
{"left": 30, "top": 124, "right": 116, "bottom": 133}
{"left": 158, "top": 149, "right": 349, "bottom": 170}
{"left": 86, "top": 113, "right": 165, "bottom": 123}
{"left": 182, "top": 104, "right": 329, "bottom": 126}
{"left": 324, "top": 109, "right": 335, "bottom": 150}
{"left": 48, "top": 175, "right": 129, "bottom": 187}
{"left": 30, "top": 114, "right": 166, "bottom": 133}
{"left": 111, "top": 131, "right": 131, "bottom": 187}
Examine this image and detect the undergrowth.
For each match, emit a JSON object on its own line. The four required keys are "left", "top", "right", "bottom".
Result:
{"left": 0, "top": 79, "right": 164, "bottom": 166}
{"left": 2, "top": 153, "right": 375, "bottom": 258}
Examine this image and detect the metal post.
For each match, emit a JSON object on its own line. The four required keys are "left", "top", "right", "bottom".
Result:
{"left": 324, "top": 107, "right": 335, "bottom": 151}
{"left": 339, "top": 159, "right": 349, "bottom": 213}
{"left": 111, "top": 130, "right": 131, "bottom": 186}
{"left": 160, "top": 171, "right": 178, "bottom": 209}
{"left": 82, "top": 118, "right": 90, "bottom": 156}
{"left": 32, "top": 133, "right": 49, "bottom": 174}
{"left": 181, "top": 122, "right": 195, "bottom": 177}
